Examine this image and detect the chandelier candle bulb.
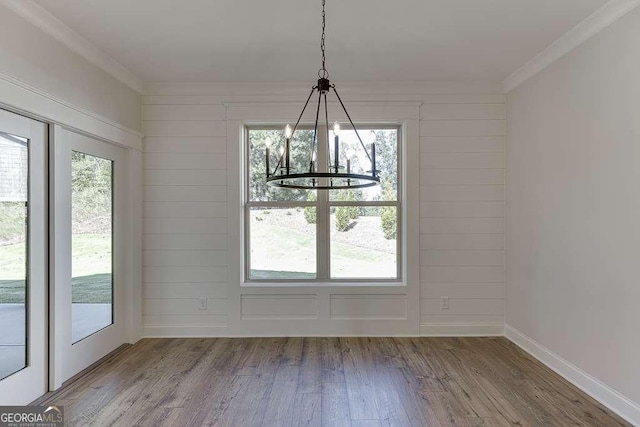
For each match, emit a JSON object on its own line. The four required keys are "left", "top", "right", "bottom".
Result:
{"left": 284, "top": 124, "right": 292, "bottom": 174}
{"left": 371, "top": 143, "right": 376, "bottom": 176}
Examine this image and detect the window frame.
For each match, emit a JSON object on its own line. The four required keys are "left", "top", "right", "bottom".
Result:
{"left": 243, "top": 123, "right": 403, "bottom": 285}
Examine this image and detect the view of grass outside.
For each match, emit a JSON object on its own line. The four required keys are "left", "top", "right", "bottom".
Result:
{"left": 330, "top": 206, "right": 397, "bottom": 278}
{"left": 71, "top": 151, "right": 113, "bottom": 342}
{"left": 249, "top": 208, "right": 316, "bottom": 279}
{"left": 0, "top": 235, "right": 112, "bottom": 303}
{"left": 249, "top": 207, "right": 397, "bottom": 279}
{"left": 70, "top": 151, "right": 113, "bottom": 304}
{"left": 0, "top": 203, "right": 27, "bottom": 303}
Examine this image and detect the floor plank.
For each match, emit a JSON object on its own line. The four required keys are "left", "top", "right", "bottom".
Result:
{"left": 39, "top": 337, "right": 630, "bottom": 427}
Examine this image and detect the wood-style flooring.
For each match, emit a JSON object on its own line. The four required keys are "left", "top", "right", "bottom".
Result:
{"left": 43, "top": 337, "right": 629, "bottom": 426}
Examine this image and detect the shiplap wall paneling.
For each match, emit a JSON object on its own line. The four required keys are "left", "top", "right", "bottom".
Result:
{"left": 419, "top": 100, "right": 505, "bottom": 335}
{"left": 142, "top": 103, "right": 229, "bottom": 334}
{"left": 141, "top": 89, "right": 506, "bottom": 337}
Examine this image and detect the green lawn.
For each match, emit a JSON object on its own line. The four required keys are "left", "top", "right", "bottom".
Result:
{"left": 0, "top": 234, "right": 112, "bottom": 304}
{"left": 249, "top": 210, "right": 396, "bottom": 279}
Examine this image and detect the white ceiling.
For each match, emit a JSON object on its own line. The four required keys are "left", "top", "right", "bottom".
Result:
{"left": 34, "top": 0, "right": 608, "bottom": 83}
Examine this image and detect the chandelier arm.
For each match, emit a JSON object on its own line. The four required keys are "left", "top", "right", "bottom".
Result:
{"left": 290, "top": 86, "right": 317, "bottom": 140}
{"left": 331, "top": 84, "right": 373, "bottom": 163}
{"left": 275, "top": 86, "right": 315, "bottom": 175}
{"left": 272, "top": 152, "right": 282, "bottom": 174}
{"left": 310, "top": 90, "right": 323, "bottom": 172}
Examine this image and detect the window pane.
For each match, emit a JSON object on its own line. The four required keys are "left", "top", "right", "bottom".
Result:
{"left": 72, "top": 151, "right": 113, "bottom": 343}
{"left": 248, "top": 129, "right": 316, "bottom": 202}
{"left": 329, "top": 128, "right": 398, "bottom": 202}
{"left": 0, "top": 132, "right": 28, "bottom": 380}
{"left": 330, "top": 206, "right": 397, "bottom": 279}
{"left": 249, "top": 207, "right": 316, "bottom": 279}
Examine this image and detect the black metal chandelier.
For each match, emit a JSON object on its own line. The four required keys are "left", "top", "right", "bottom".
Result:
{"left": 265, "top": 0, "right": 380, "bottom": 190}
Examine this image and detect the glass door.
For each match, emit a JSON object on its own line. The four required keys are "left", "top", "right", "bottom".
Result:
{"left": 0, "top": 109, "right": 47, "bottom": 404}
{"left": 51, "top": 128, "right": 126, "bottom": 385}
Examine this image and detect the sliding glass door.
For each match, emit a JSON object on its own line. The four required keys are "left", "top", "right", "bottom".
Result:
{"left": 51, "top": 127, "right": 126, "bottom": 386}
{"left": 0, "top": 111, "right": 130, "bottom": 400}
{"left": 0, "top": 109, "right": 47, "bottom": 404}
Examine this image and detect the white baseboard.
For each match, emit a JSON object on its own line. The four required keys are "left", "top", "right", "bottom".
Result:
{"left": 142, "top": 326, "right": 420, "bottom": 338}
{"left": 144, "top": 323, "right": 504, "bottom": 338}
{"left": 142, "top": 325, "right": 230, "bottom": 337}
{"left": 505, "top": 325, "right": 640, "bottom": 426}
{"left": 420, "top": 323, "right": 503, "bottom": 337}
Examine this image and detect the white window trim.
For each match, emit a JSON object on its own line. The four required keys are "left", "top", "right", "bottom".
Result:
{"left": 242, "top": 123, "right": 403, "bottom": 286}
{"left": 223, "top": 102, "right": 420, "bottom": 334}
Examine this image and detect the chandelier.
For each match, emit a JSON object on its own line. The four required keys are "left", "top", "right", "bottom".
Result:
{"left": 265, "top": 0, "right": 380, "bottom": 190}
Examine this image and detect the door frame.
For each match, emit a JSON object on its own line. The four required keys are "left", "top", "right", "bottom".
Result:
{"left": 0, "top": 109, "right": 48, "bottom": 404}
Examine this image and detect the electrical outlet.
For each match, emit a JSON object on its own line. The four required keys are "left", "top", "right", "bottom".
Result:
{"left": 441, "top": 297, "right": 449, "bottom": 310}
{"left": 199, "top": 298, "right": 207, "bottom": 310}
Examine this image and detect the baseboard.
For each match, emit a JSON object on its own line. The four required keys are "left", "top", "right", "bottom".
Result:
{"left": 143, "top": 323, "right": 505, "bottom": 338}
{"left": 505, "top": 325, "right": 640, "bottom": 426}
{"left": 420, "top": 322, "right": 503, "bottom": 336}
{"left": 142, "top": 327, "right": 420, "bottom": 338}
{"left": 142, "top": 325, "right": 230, "bottom": 337}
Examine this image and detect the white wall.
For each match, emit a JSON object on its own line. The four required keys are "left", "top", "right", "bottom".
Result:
{"left": 506, "top": 5, "right": 640, "bottom": 411}
{"left": 0, "top": 2, "right": 142, "bottom": 133}
{"left": 141, "top": 82, "right": 505, "bottom": 337}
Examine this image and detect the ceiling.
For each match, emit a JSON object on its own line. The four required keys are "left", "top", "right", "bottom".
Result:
{"left": 34, "top": 0, "right": 608, "bottom": 83}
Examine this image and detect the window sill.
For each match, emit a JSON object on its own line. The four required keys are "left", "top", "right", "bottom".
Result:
{"left": 242, "top": 280, "right": 406, "bottom": 288}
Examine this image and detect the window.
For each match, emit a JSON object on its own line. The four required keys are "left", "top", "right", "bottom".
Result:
{"left": 245, "top": 124, "right": 401, "bottom": 282}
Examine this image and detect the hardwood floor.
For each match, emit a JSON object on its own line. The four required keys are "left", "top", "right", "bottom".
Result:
{"left": 43, "top": 337, "right": 629, "bottom": 426}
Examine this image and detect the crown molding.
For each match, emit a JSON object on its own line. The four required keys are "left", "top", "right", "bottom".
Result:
{"left": 2, "top": 0, "right": 144, "bottom": 93}
{"left": 503, "top": 0, "right": 640, "bottom": 92}
{"left": 143, "top": 81, "right": 505, "bottom": 97}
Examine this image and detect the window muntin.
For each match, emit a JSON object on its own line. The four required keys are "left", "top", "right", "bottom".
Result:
{"left": 245, "top": 125, "right": 401, "bottom": 282}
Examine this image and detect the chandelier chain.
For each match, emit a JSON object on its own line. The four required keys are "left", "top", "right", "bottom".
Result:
{"left": 320, "top": 0, "right": 327, "bottom": 76}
